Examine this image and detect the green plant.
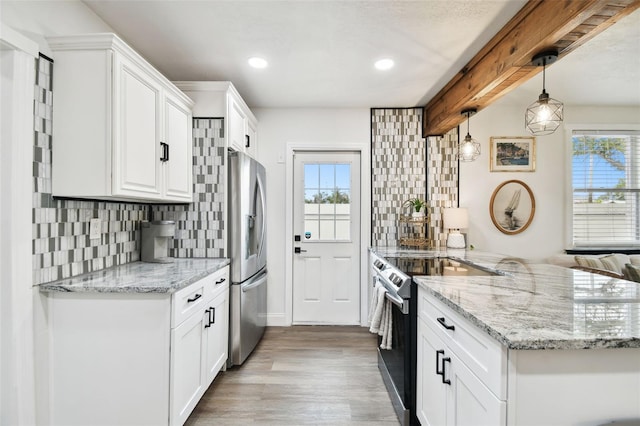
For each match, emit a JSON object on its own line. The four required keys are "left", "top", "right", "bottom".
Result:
{"left": 409, "top": 198, "right": 425, "bottom": 213}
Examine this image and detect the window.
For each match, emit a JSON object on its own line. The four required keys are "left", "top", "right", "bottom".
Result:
{"left": 303, "top": 163, "right": 351, "bottom": 241}
{"left": 571, "top": 130, "right": 640, "bottom": 247}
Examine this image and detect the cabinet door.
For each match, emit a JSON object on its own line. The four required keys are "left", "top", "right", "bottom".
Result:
{"left": 203, "top": 291, "right": 228, "bottom": 384}
{"left": 417, "top": 317, "right": 448, "bottom": 426}
{"left": 447, "top": 349, "right": 506, "bottom": 426}
{"left": 113, "top": 54, "right": 162, "bottom": 199}
{"left": 170, "top": 309, "right": 206, "bottom": 426}
{"left": 228, "top": 95, "right": 246, "bottom": 152}
{"left": 163, "top": 92, "right": 193, "bottom": 201}
{"left": 245, "top": 118, "right": 258, "bottom": 159}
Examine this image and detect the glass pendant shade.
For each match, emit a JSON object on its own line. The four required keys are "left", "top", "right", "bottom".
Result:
{"left": 458, "top": 133, "right": 480, "bottom": 162}
{"left": 525, "top": 90, "right": 563, "bottom": 136}
{"left": 458, "top": 108, "right": 480, "bottom": 162}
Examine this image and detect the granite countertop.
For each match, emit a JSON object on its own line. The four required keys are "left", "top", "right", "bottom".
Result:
{"left": 370, "top": 247, "right": 640, "bottom": 350}
{"left": 39, "top": 258, "right": 230, "bottom": 294}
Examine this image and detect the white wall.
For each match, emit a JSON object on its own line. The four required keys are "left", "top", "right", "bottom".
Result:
{"left": 0, "top": 0, "right": 112, "bottom": 55}
{"left": 253, "top": 108, "right": 370, "bottom": 325}
{"left": 460, "top": 98, "right": 640, "bottom": 261}
{"left": 0, "top": 3, "right": 114, "bottom": 424}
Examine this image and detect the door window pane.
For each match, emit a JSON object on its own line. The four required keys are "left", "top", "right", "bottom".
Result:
{"left": 303, "top": 163, "right": 351, "bottom": 241}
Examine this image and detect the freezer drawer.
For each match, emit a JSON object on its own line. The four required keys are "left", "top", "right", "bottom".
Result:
{"left": 228, "top": 269, "right": 267, "bottom": 366}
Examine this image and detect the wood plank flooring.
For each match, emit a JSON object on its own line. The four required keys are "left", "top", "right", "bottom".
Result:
{"left": 185, "top": 326, "right": 400, "bottom": 426}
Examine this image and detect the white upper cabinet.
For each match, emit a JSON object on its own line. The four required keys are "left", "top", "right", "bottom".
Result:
{"left": 174, "top": 81, "right": 258, "bottom": 158}
{"left": 48, "top": 33, "right": 194, "bottom": 203}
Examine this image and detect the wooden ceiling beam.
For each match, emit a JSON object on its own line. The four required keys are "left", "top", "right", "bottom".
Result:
{"left": 423, "top": 0, "right": 640, "bottom": 137}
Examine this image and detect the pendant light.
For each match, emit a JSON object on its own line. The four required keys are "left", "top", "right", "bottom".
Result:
{"left": 458, "top": 108, "right": 480, "bottom": 162}
{"left": 525, "top": 50, "right": 564, "bottom": 136}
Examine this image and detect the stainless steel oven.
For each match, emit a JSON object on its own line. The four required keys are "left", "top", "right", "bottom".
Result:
{"left": 370, "top": 252, "right": 417, "bottom": 426}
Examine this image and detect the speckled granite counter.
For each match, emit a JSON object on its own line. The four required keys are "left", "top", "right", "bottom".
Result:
{"left": 39, "top": 258, "right": 230, "bottom": 293}
{"left": 370, "top": 247, "right": 640, "bottom": 350}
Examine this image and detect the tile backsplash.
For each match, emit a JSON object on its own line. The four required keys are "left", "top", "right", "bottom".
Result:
{"left": 371, "top": 108, "right": 427, "bottom": 246}
{"left": 151, "top": 118, "right": 226, "bottom": 258}
{"left": 370, "top": 108, "right": 459, "bottom": 248}
{"left": 32, "top": 57, "right": 226, "bottom": 285}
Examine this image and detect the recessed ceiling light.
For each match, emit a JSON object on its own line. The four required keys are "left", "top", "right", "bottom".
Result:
{"left": 374, "top": 58, "right": 394, "bottom": 71}
{"left": 248, "top": 57, "right": 268, "bottom": 69}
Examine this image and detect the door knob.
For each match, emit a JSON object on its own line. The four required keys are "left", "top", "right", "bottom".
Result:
{"left": 294, "top": 247, "right": 307, "bottom": 254}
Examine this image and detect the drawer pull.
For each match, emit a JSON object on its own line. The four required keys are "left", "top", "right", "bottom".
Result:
{"left": 437, "top": 317, "right": 455, "bottom": 331}
{"left": 215, "top": 278, "right": 226, "bottom": 285}
{"left": 187, "top": 293, "right": 202, "bottom": 303}
{"left": 436, "top": 349, "right": 445, "bottom": 377}
{"left": 441, "top": 356, "right": 452, "bottom": 385}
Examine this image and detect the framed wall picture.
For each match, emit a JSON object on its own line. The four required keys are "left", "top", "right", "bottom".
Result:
{"left": 489, "top": 180, "right": 535, "bottom": 235}
{"left": 490, "top": 136, "right": 536, "bottom": 172}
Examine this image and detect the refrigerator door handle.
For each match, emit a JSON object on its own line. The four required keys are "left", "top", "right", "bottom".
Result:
{"left": 241, "top": 271, "right": 267, "bottom": 293}
{"left": 256, "top": 173, "right": 267, "bottom": 259}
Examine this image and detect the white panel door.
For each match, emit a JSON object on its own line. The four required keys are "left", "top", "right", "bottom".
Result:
{"left": 417, "top": 317, "right": 448, "bottom": 426}
{"left": 203, "top": 292, "right": 228, "bottom": 384}
{"left": 163, "top": 92, "right": 193, "bottom": 201}
{"left": 227, "top": 94, "right": 246, "bottom": 152}
{"left": 114, "top": 54, "right": 162, "bottom": 198}
{"left": 292, "top": 151, "right": 361, "bottom": 324}
{"left": 169, "top": 310, "right": 205, "bottom": 426}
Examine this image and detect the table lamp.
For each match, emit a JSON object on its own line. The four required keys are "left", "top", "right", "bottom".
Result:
{"left": 443, "top": 208, "right": 468, "bottom": 249}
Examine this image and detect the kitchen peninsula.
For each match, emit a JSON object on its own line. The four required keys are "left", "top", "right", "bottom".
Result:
{"left": 371, "top": 247, "right": 640, "bottom": 426}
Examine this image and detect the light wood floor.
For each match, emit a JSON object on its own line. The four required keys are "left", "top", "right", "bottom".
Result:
{"left": 185, "top": 326, "right": 400, "bottom": 426}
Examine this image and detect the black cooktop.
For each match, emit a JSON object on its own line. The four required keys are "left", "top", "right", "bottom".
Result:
{"left": 384, "top": 257, "right": 496, "bottom": 277}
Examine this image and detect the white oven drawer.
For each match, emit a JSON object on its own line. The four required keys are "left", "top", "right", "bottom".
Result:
{"left": 419, "top": 290, "right": 507, "bottom": 400}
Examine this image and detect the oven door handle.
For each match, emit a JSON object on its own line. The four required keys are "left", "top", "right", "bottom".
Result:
{"left": 384, "top": 291, "right": 409, "bottom": 315}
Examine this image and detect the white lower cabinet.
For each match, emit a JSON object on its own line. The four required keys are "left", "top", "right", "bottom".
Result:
{"left": 170, "top": 280, "right": 229, "bottom": 426}
{"left": 46, "top": 266, "right": 229, "bottom": 426}
{"left": 417, "top": 316, "right": 505, "bottom": 426}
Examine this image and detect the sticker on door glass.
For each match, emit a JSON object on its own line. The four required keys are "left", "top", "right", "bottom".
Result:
{"left": 305, "top": 232, "right": 311, "bottom": 239}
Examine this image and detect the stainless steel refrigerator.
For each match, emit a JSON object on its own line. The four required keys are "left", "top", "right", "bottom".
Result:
{"left": 228, "top": 151, "right": 267, "bottom": 367}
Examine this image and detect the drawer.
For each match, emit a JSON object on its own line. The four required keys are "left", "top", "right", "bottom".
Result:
{"left": 419, "top": 289, "right": 508, "bottom": 400}
{"left": 172, "top": 275, "right": 213, "bottom": 328}
{"left": 206, "top": 266, "right": 230, "bottom": 300}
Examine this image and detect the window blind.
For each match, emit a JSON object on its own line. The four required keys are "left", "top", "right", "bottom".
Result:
{"left": 572, "top": 130, "right": 640, "bottom": 247}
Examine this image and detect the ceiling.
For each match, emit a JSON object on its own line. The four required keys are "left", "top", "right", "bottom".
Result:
{"left": 83, "top": 0, "right": 639, "bottom": 109}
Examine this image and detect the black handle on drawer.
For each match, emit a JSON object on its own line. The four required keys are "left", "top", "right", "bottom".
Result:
{"left": 187, "top": 293, "right": 202, "bottom": 303}
{"left": 215, "top": 278, "right": 226, "bottom": 285}
{"left": 437, "top": 317, "right": 455, "bottom": 331}
{"left": 441, "top": 356, "right": 451, "bottom": 385}
{"left": 204, "top": 309, "right": 211, "bottom": 328}
{"left": 436, "top": 349, "right": 445, "bottom": 377}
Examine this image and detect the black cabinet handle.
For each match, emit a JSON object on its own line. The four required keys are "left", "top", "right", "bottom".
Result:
{"left": 187, "top": 293, "right": 202, "bottom": 303}
{"left": 245, "top": 134, "right": 250, "bottom": 148}
{"left": 215, "top": 278, "right": 226, "bottom": 285}
{"left": 442, "top": 356, "right": 451, "bottom": 385}
{"left": 436, "top": 349, "right": 445, "bottom": 377}
{"left": 437, "top": 317, "right": 455, "bottom": 331}
{"left": 204, "top": 309, "right": 211, "bottom": 328}
{"left": 210, "top": 306, "right": 215, "bottom": 325}
{"left": 160, "top": 142, "right": 170, "bottom": 162}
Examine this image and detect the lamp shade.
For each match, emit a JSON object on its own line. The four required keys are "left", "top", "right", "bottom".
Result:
{"left": 443, "top": 208, "right": 468, "bottom": 230}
